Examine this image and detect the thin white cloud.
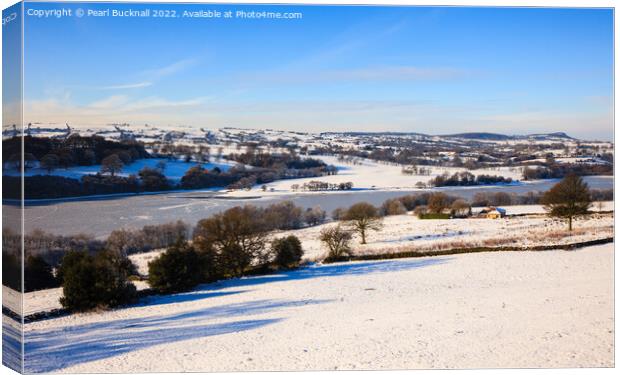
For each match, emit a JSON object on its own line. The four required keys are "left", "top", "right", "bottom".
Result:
{"left": 100, "top": 82, "right": 153, "bottom": 90}
{"left": 143, "top": 58, "right": 198, "bottom": 80}
{"left": 294, "top": 19, "right": 410, "bottom": 69}
{"left": 84, "top": 58, "right": 197, "bottom": 92}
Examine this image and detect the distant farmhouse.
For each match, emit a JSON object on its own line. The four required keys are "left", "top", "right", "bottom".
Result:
{"left": 478, "top": 207, "right": 507, "bottom": 219}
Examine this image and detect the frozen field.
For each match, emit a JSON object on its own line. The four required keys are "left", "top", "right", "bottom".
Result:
{"left": 22, "top": 243, "right": 614, "bottom": 372}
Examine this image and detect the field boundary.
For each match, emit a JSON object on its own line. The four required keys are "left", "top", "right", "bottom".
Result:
{"left": 8, "top": 236, "right": 612, "bottom": 324}
{"left": 324, "top": 237, "right": 614, "bottom": 263}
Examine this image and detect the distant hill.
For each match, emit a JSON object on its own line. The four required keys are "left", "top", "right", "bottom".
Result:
{"left": 320, "top": 130, "right": 577, "bottom": 142}
{"left": 442, "top": 132, "right": 575, "bottom": 141}
{"left": 321, "top": 131, "right": 428, "bottom": 137}
{"left": 441, "top": 132, "right": 512, "bottom": 141}
{"left": 527, "top": 132, "right": 575, "bottom": 140}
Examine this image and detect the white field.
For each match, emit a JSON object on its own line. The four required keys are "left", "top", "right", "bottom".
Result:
{"left": 484, "top": 201, "right": 614, "bottom": 215}
{"left": 22, "top": 243, "right": 613, "bottom": 372}
{"left": 228, "top": 155, "right": 525, "bottom": 197}
{"left": 267, "top": 207, "right": 614, "bottom": 261}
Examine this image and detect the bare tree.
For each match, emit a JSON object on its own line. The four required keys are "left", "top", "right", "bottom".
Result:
{"left": 451, "top": 199, "right": 471, "bottom": 218}
{"left": 193, "top": 205, "right": 268, "bottom": 276}
{"left": 320, "top": 225, "right": 353, "bottom": 259}
{"left": 342, "top": 202, "right": 383, "bottom": 244}
{"left": 101, "top": 154, "right": 124, "bottom": 176}
{"left": 304, "top": 206, "right": 327, "bottom": 226}
{"left": 427, "top": 192, "right": 450, "bottom": 213}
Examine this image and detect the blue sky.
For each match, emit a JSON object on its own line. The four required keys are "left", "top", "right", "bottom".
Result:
{"left": 19, "top": 2, "right": 613, "bottom": 140}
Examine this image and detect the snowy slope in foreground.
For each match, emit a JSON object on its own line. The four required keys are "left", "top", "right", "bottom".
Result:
{"left": 24, "top": 243, "right": 613, "bottom": 372}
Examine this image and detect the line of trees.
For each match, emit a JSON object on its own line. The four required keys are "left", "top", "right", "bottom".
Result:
{"left": 523, "top": 164, "right": 612, "bottom": 180}
{"left": 291, "top": 181, "right": 354, "bottom": 192}
{"left": 428, "top": 171, "right": 513, "bottom": 187}
{"left": 1, "top": 220, "right": 191, "bottom": 293}
{"left": 3, "top": 200, "right": 326, "bottom": 295}
{"left": 3, "top": 135, "right": 149, "bottom": 171}
{"left": 147, "top": 204, "right": 309, "bottom": 294}
{"left": 4, "top": 168, "right": 172, "bottom": 199}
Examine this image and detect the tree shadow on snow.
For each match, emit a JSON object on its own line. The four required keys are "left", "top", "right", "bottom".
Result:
{"left": 25, "top": 298, "right": 329, "bottom": 372}
{"left": 135, "top": 290, "right": 247, "bottom": 308}
{"left": 24, "top": 258, "right": 448, "bottom": 372}
{"left": 210, "top": 257, "right": 451, "bottom": 290}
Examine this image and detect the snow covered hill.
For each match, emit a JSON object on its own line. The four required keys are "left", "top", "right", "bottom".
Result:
{"left": 22, "top": 243, "right": 613, "bottom": 372}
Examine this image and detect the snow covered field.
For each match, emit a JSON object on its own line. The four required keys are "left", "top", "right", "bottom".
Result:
{"left": 229, "top": 155, "right": 525, "bottom": 197}
{"left": 22, "top": 243, "right": 614, "bottom": 372}
{"left": 481, "top": 201, "right": 614, "bottom": 215}
{"left": 4, "top": 158, "right": 234, "bottom": 181}
{"left": 267, "top": 207, "right": 613, "bottom": 261}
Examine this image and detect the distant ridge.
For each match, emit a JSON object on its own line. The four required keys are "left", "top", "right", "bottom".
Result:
{"left": 527, "top": 132, "right": 575, "bottom": 140}
{"left": 321, "top": 131, "right": 576, "bottom": 141}
{"left": 320, "top": 131, "right": 428, "bottom": 137}
{"left": 442, "top": 132, "right": 512, "bottom": 140}
{"left": 443, "top": 132, "right": 576, "bottom": 141}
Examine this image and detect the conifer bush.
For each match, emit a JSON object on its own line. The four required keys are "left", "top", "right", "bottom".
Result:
{"left": 59, "top": 250, "right": 136, "bottom": 311}
{"left": 272, "top": 235, "right": 303, "bottom": 269}
{"left": 148, "top": 239, "right": 205, "bottom": 293}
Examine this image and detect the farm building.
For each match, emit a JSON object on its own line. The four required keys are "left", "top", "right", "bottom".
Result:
{"left": 478, "top": 207, "right": 507, "bottom": 219}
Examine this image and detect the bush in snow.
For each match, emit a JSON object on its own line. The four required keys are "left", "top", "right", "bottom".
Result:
{"left": 2, "top": 251, "right": 21, "bottom": 291}
{"left": 138, "top": 167, "right": 171, "bottom": 191}
{"left": 25, "top": 255, "right": 59, "bottom": 292}
{"left": 271, "top": 235, "right": 304, "bottom": 269}
{"left": 59, "top": 250, "right": 137, "bottom": 311}
{"left": 320, "top": 225, "right": 353, "bottom": 260}
{"left": 148, "top": 239, "right": 207, "bottom": 294}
